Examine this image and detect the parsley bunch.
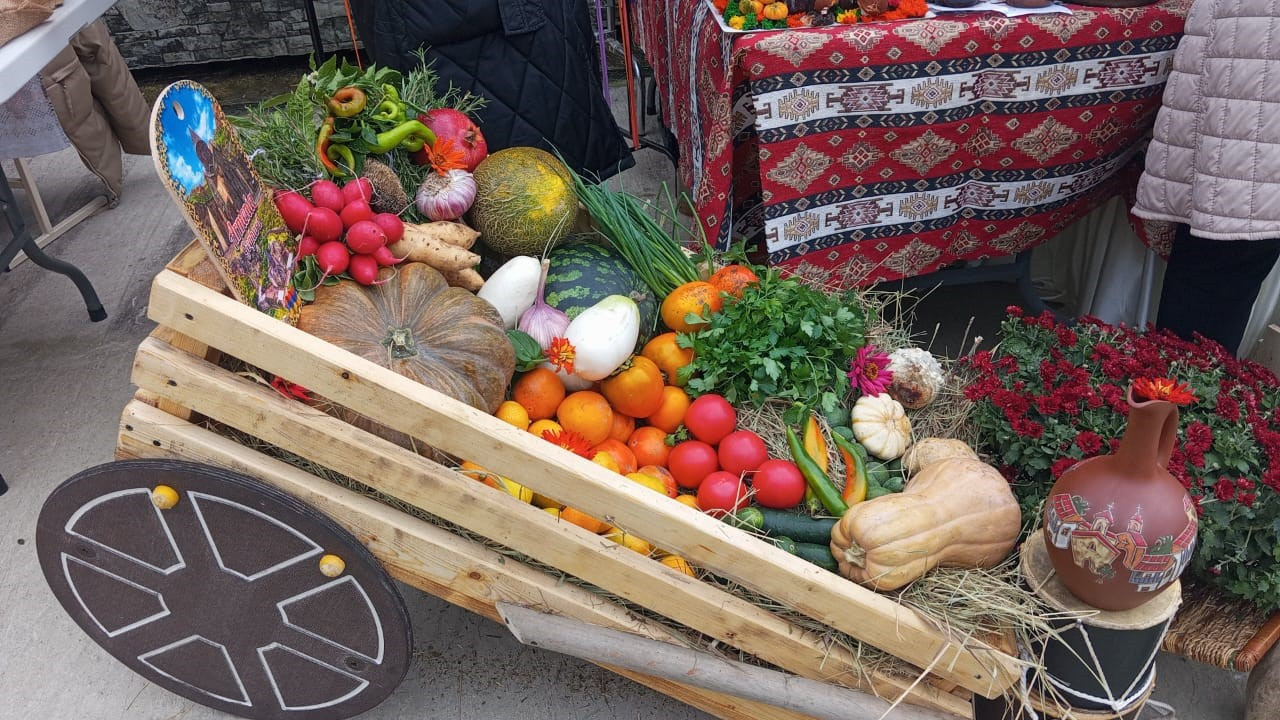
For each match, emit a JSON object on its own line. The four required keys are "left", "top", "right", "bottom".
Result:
{"left": 679, "top": 269, "right": 871, "bottom": 425}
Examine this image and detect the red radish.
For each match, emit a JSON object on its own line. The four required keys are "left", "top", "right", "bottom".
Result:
{"left": 340, "top": 199, "right": 374, "bottom": 229}
{"left": 310, "top": 180, "right": 344, "bottom": 212}
{"left": 413, "top": 109, "right": 488, "bottom": 171}
{"left": 342, "top": 177, "right": 373, "bottom": 205}
{"left": 314, "top": 241, "right": 350, "bottom": 276}
{"left": 345, "top": 220, "right": 386, "bottom": 255}
{"left": 297, "top": 235, "right": 321, "bottom": 258}
{"left": 274, "top": 190, "right": 313, "bottom": 234}
{"left": 372, "top": 213, "right": 404, "bottom": 243}
{"left": 306, "top": 207, "right": 343, "bottom": 243}
{"left": 372, "top": 245, "right": 404, "bottom": 267}
{"left": 348, "top": 254, "right": 380, "bottom": 286}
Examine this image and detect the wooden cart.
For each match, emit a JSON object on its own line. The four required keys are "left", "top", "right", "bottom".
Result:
{"left": 79, "top": 241, "right": 1028, "bottom": 719}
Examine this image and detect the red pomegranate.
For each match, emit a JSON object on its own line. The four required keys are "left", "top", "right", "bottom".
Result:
{"left": 412, "top": 109, "right": 488, "bottom": 172}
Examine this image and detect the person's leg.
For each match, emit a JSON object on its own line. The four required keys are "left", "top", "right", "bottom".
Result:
{"left": 1157, "top": 223, "right": 1280, "bottom": 352}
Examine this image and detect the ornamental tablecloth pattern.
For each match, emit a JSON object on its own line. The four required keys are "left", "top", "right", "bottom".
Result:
{"left": 634, "top": 1, "right": 1191, "bottom": 286}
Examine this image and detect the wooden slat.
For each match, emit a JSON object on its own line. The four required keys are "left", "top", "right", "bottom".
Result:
{"left": 131, "top": 335, "right": 972, "bottom": 717}
{"left": 154, "top": 242, "right": 225, "bottom": 421}
{"left": 115, "top": 401, "right": 818, "bottom": 720}
{"left": 145, "top": 269, "right": 1020, "bottom": 697}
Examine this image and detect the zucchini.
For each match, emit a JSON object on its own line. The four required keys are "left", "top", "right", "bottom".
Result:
{"left": 757, "top": 508, "right": 837, "bottom": 545}
{"left": 792, "top": 542, "right": 840, "bottom": 572}
{"left": 772, "top": 535, "right": 799, "bottom": 554}
{"left": 724, "top": 507, "right": 765, "bottom": 532}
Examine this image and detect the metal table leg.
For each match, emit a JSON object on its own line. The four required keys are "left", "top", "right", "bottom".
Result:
{"left": 0, "top": 163, "right": 106, "bottom": 322}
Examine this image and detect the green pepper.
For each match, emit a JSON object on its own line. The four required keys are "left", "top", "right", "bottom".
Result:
{"left": 327, "top": 86, "right": 366, "bottom": 117}
{"left": 382, "top": 83, "right": 400, "bottom": 102}
{"left": 371, "top": 119, "right": 436, "bottom": 154}
{"left": 326, "top": 143, "right": 354, "bottom": 177}
{"left": 316, "top": 117, "right": 341, "bottom": 175}
{"left": 831, "top": 433, "right": 869, "bottom": 506}
{"left": 372, "top": 99, "right": 405, "bottom": 123}
{"left": 786, "top": 426, "right": 848, "bottom": 517}
{"left": 399, "top": 134, "right": 426, "bottom": 152}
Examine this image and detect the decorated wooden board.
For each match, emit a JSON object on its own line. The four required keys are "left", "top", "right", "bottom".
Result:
{"left": 36, "top": 460, "right": 412, "bottom": 720}
{"left": 150, "top": 81, "right": 301, "bottom": 324}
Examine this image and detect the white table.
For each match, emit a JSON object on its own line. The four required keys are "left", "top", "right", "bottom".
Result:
{"left": 0, "top": 0, "right": 118, "bottom": 321}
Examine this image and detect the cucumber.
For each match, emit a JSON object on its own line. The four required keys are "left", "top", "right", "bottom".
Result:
{"left": 757, "top": 508, "right": 837, "bottom": 545}
{"left": 724, "top": 507, "right": 765, "bottom": 532}
{"left": 772, "top": 535, "right": 799, "bottom": 554}
{"left": 793, "top": 542, "right": 840, "bottom": 572}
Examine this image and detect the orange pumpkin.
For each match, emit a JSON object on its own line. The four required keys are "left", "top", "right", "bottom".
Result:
{"left": 739, "top": 0, "right": 764, "bottom": 14}
{"left": 763, "top": 1, "right": 789, "bottom": 19}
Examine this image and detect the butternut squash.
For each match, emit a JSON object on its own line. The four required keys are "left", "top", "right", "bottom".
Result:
{"left": 901, "top": 437, "right": 978, "bottom": 477}
{"left": 829, "top": 457, "right": 1020, "bottom": 591}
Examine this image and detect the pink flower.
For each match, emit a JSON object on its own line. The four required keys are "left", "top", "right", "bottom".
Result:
{"left": 848, "top": 344, "right": 893, "bottom": 397}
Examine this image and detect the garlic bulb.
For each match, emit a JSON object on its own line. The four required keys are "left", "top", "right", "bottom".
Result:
{"left": 886, "top": 348, "right": 944, "bottom": 409}
{"left": 415, "top": 169, "right": 477, "bottom": 221}
{"left": 518, "top": 260, "right": 570, "bottom": 350}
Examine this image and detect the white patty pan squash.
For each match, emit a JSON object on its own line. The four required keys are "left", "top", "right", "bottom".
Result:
{"left": 850, "top": 393, "right": 911, "bottom": 460}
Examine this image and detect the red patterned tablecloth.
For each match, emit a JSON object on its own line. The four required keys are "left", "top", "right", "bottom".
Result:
{"left": 634, "top": 1, "right": 1191, "bottom": 286}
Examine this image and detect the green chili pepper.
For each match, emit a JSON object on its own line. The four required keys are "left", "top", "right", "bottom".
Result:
{"left": 327, "top": 86, "right": 366, "bottom": 117}
{"left": 831, "top": 433, "right": 869, "bottom": 506}
{"left": 316, "top": 117, "right": 341, "bottom": 175}
{"left": 372, "top": 100, "right": 405, "bottom": 123}
{"left": 382, "top": 84, "right": 400, "bottom": 102}
{"left": 326, "top": 143, "right": 354, "bottom": 177}
{"left": 371, "top": 119, "right": 435, "bottom": 154}
{"left": 786, "top": 426, "right": 848, "bottom": 517}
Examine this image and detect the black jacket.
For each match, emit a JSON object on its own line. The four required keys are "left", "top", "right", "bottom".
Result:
{"left": 353, "top": 0, "right": 634, "bottom": 180}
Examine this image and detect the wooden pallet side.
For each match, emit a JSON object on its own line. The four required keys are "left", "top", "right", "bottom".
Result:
{"left": 153, "top": 242, "right": 225, "bottom": 420}
{"left": 145, "top": 268, "right": 1021, "bottom": 697}
{"left": 115, "top": 400, "right": 819, "bottom": 720}
{"left": 131, "top": 335, "right": 971, "bottom": 717}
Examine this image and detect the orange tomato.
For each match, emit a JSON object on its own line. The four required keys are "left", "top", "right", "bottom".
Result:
{"left": 709, "top": 264, "right": 759, "bottom": 298}
{"left": 459, "top": 461, "right": 502, "bottom": 490}
{"left": 642, "top": 333, "right": 695, "bottom": 387}
{"left": 675, "top": 494, "right": 701, "bottom": 511}
{"left": 646, "top": 386, "right": 691, "bottom": 432}
{"left": 609, "top": 412, "right": 636, "bottom": 442}
{"left": 600, "top": 356, "right": 665, "bottom": 418}
{"left": 627, "top": 425, "right": 672, "bottom": 467}
{"left": 660, "top": 281, "right": 724, "bottom": 333}
{"left": 556, "top": 390, "right": 614, "bottom": 446}
{"left": 560, "top": 506, "right": 612, "bottom": 534}
{"left": 527, "top": 419, "right": 563, "bottom": 438}
{"left": 513, "top": 367, "right": 566, "bottom": 421}
{"left": 636, "top": 465, "right": 679, "bottom": 498}
{"left": 594, "top": 438, "right": 638, "bottom": 475}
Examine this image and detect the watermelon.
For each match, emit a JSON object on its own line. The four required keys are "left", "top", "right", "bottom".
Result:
{"left": 543, "top": 239, "right": 659, "bottom": 341}
{"left": 468, "top": 147, "right": 577, "bottom": 256}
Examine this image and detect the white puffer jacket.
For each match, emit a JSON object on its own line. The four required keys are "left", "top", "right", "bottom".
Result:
{"left": 1133, "top": 0, "right": 1280, "bottom": 241}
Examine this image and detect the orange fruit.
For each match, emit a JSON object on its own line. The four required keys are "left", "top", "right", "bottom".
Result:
{"left": 636, "top": 465, "right": 679, "bottom": 498}
{"left": 609, "top": 412, "right": 636, "bottom": 442}
{"left": 642, "top": 333, "right": 696, "bottom": 387}
{"left": 660, "top": 281, "right": 723, "bottom": 333}
{"left": 556, "top": 391, "right": 614, "bottom": 446}
{"left": 708, "top": 264, "right": 759, "bottom": 298}
{"left": 591, "top": 451, "right": 621, "bottom": 474}
{"left": 628, "top": 425, "right": 672, "bottom": 467}
{"left": 626, "top": 472, "right": 670, "bottom": 496}
{"left": 513, "top": 367, "right": 566, "bottom": 421}
{"left": 593, "top": 438, "right": 638, "bottom": 475}
{"left": 527, "top": 419, "right": 563, "bottom": 438}
{"left": 660, "top": 555, "right": 698, "bottom": 577}
{"left": 560, "top": 506, "right": 612, "bottom": 534}
{"left": 495, "top": 400, "right": 530, "bottom": 430}
{"left": 459, "top": 461, "right": 502, "bottom": 490}
{"left": 675, "top": 494, "right": 701, "bottom": 511}
{"left": 646, "top": 386, "right": 691, "bottom": 432}
{"left": 606, "top": 529, "right": 653, "bottom": 556}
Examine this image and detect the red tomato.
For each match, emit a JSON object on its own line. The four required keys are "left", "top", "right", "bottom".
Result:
{"left": 717, "top": 430, "right": 768, "bottom": 477}
{"left": 697, "top": 471, "right": 750, "bottom": 517}
{"left": 667, "top": 440, "right": 719, "bottom": 490}
{"left": 684, "top": 394, "right": 737, "bottom": 445}
{"left": 752, "top": 459, "right": 806, "bottom": 509}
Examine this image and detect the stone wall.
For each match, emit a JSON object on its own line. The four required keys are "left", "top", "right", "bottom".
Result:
{"left": 103, "top": 0, "right": 354, "bottom": 69}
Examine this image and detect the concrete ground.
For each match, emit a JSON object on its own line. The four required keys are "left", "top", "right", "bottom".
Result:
{"left": 0, "top": 79, "right": 1250, "bottom": 719}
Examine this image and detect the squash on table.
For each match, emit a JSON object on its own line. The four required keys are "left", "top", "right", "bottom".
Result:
{"left": 901, "top": 438, "right": 978, "bottom": 477}
{"left": 739, "top": 0, "right": 765, "bottom": 14}
{"left": 850, "top": 393, "right": 911, "bottom": 460}
{"left": 763, "top": 2, "right": 789, "bottom": 19}
{"left": 829, "top": 457, "right": 1020, "bottom": 591}
{"left": 298, "top": 262, "right": 515, "bottom": 452}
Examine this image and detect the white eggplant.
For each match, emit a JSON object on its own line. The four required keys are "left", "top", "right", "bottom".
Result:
{"left": 477, "top": 255, "right": 541, "bottom": 329}
{"left": 564, "top": 295, "right": 640, "bottom": 381}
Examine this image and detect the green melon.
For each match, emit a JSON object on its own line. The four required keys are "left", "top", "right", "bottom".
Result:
{"left": 544, "top": 239, "right": 659, "bottom": 341}
{"left": 468, "top": 147, "right": 578, "bottom": 256}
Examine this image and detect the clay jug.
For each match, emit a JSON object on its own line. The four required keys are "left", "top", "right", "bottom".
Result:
{"left": 1042, "top": 385, "right": 1197, "bottom": 611}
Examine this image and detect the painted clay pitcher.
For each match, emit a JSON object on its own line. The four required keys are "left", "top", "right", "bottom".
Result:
{"left": 1042, "top": 386, "right": 1197, "bottom": 611}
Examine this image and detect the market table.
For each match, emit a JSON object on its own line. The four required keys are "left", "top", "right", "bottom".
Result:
{"left": 0, "top": 0, "right": 116, "bottom": 321}
{"left": 634, "top": 0, "right": 1190, "bottom": 287}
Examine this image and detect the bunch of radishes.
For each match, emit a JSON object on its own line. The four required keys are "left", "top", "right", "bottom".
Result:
{"left": 274, "top": 178, "right": 405, "bottom": 286}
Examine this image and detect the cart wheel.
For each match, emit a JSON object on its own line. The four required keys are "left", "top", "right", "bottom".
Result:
{"left": 36, "top": 459, "right": 412, "bottom": 720}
